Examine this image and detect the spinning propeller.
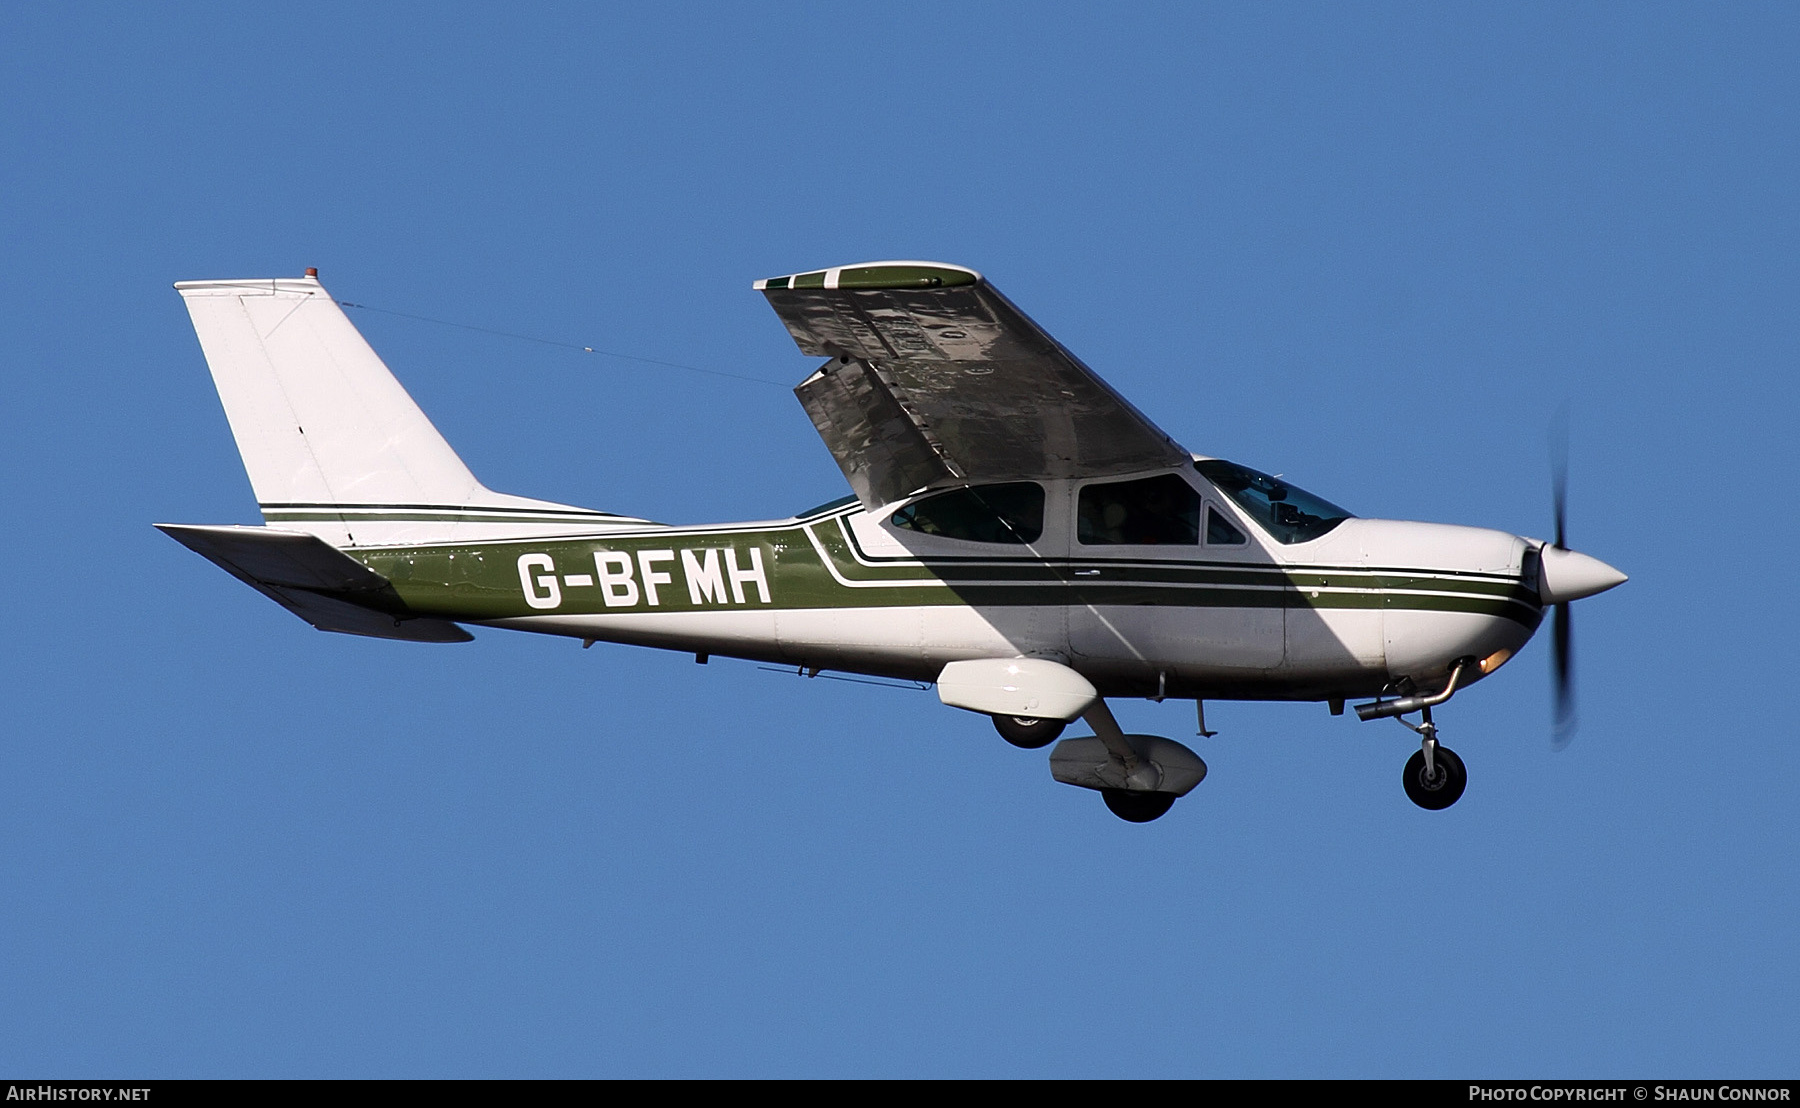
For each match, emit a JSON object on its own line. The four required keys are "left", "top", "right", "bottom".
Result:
{"left": 1550, "top": 446, "right": 1576, "bottom": 748}
{"left": 1537, "top": 428, "right": 1627, "bottom": 750}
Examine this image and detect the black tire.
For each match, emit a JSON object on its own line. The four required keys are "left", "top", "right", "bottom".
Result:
{"left": 992, "top": 714, "right": 1065, "bottom": 749}
{"left": 1402, "top": 745, "right": 1467, "bottom": 810}
{"left": 1101, "top": 789, "right": 1177, "bottom": 823}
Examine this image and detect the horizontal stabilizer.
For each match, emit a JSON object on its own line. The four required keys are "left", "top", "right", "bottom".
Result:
{"left": 158, "top": 524, "right": 472, "bottom": 643}
{"left": 242, "top": 586, "right": 473, "bottom": 643}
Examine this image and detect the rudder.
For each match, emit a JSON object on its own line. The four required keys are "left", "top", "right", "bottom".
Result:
{"left": 175, "top": 273, "right": 643, "bottom": 546}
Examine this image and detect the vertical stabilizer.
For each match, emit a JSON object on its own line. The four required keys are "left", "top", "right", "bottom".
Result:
{"left": 175, "top": 274, "right": 646, "bottom": 545}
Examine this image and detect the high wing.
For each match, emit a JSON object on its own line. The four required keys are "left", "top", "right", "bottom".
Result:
{"left": 758, "top": 261, "right": 1188, "bottom": 509}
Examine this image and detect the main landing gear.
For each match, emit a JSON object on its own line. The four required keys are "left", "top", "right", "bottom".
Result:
{"left": 960, "top": 657, "right": 1202, "bottom": 820}
{"left": 991, "top": 714, "right": 1066, "bottom": 749}
{"left": 1044, "top": 701, "right": 1207, "bottom": 823}
{"left": 1101, "top": 788, "right": 1178, "bottom": 823}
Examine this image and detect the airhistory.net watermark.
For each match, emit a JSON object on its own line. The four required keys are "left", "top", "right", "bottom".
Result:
{"left": 5, "top": 1089, "right": 150, "bottom": 1102}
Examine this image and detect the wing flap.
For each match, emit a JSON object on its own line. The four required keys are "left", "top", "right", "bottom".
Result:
{"left": 158, "top": 524, "right": 473, "bottom": 643}
{"left": 794, "top": 360, "right": 957, "bottom": 509}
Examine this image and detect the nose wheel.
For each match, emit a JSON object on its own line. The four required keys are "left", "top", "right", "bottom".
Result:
{"left": 1403, "top": 741, "right": 1466, "bottom": 809}
{"left": 1398, "top": 707, "right": 1467, "bottom": 810}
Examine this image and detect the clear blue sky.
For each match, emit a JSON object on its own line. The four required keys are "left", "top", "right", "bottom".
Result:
{"left": 2, "top": 2, "right": 1795, "bottom": 1077}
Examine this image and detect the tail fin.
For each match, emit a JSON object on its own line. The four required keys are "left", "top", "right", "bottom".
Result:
{"left": 175, "top": 274, "right": 645, "bottom": 546}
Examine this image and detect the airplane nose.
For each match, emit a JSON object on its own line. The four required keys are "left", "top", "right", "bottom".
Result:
{"left": 1536, "top": 545, "right": 1628, "bottom": 604}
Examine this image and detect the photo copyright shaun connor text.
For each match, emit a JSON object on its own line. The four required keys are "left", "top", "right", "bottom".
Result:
{"left": 1471, "top": 1089, "right": 1791, "bottom": 1103}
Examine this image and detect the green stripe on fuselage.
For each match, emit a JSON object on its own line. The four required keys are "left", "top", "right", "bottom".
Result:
{"left": 345, "top": 515, "right": 1543, "bottom": 629}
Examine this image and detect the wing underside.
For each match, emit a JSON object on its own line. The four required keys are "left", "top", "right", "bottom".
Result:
{"left": 759, "top": 262, "right": 1187, "bottom": 508}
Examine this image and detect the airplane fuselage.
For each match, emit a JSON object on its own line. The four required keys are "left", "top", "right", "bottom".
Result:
{"left": 350, "top": 478, "right": 1542, "bottom": 702}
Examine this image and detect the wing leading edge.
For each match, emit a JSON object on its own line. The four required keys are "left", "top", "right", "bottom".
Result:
{"left": 758, "top": 261, "right": 1187, "bottom": 509}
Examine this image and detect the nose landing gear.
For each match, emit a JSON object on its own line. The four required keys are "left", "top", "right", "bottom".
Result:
{"left": 1356, "top": 661, "right": 1472, "bottom": 810}
{"left": 1401, "top": 720, "right": 1467, "bottom": 810}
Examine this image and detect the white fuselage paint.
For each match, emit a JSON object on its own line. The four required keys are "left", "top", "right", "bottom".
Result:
{"left": 475, "top": 479, "right": 1542, "bottom": 702}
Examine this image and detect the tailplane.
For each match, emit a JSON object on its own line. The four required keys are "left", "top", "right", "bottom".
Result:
{"left": 157, "top": 523, "right": 472, "bottom": 642}
{"left": 174, "top": 273, "right": 646, "bottom": 546}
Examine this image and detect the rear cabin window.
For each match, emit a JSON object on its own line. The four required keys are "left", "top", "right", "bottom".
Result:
{"left": 890, "top": 483, "right": 1045, "bottom": 544}
{"left": 1077, "top": 474, "right": 1200, "bottom": 545}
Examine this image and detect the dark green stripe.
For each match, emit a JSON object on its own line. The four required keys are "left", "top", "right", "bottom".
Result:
{"left": 822, "top": 519, "right": 1538, "bottom": 607}
{"left": 265, "top": 511, "right": 624, "bottom": 525}
{"left": 262, "top": 502, "right": 621, "bottom": 518}
{"left": 350, "top": 519, "right": 1543, "bottom": 630}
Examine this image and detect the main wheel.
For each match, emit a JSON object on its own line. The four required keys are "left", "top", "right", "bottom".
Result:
{"left": 992, "top": 714, "right": 1066, "bottom": 749}
{"left": 1101, "top": 789, "right": 1177, "bottom": 823}
{"left": 1402, "top": 745, "right": 1467, "bottom": 810}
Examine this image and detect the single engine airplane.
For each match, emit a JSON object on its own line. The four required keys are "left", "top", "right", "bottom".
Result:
{"left": 160, "top": 262, "right": 1625, "bottom": 821}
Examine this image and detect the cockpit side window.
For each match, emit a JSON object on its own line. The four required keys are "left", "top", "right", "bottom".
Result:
{"left": 1194, "top": 459, "right": 1353, "bottom": 544}
{"left": 890, "top": 482, "right": 1045, "bottom": 544}
{"left": 1206, "top": 506, "right": 1247, "bottom": 545}
{"left": 1077, "top": 473, "right": 1200, "bottom": 546}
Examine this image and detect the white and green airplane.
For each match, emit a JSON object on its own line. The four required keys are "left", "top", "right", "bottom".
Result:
{"left": 161, "top": 262, "right": 1626, "bottom": 822}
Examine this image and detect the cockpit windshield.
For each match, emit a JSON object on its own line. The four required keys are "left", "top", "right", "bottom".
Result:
{"left": 1193, "top": 459, "right": 1353, "bottom": 544}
